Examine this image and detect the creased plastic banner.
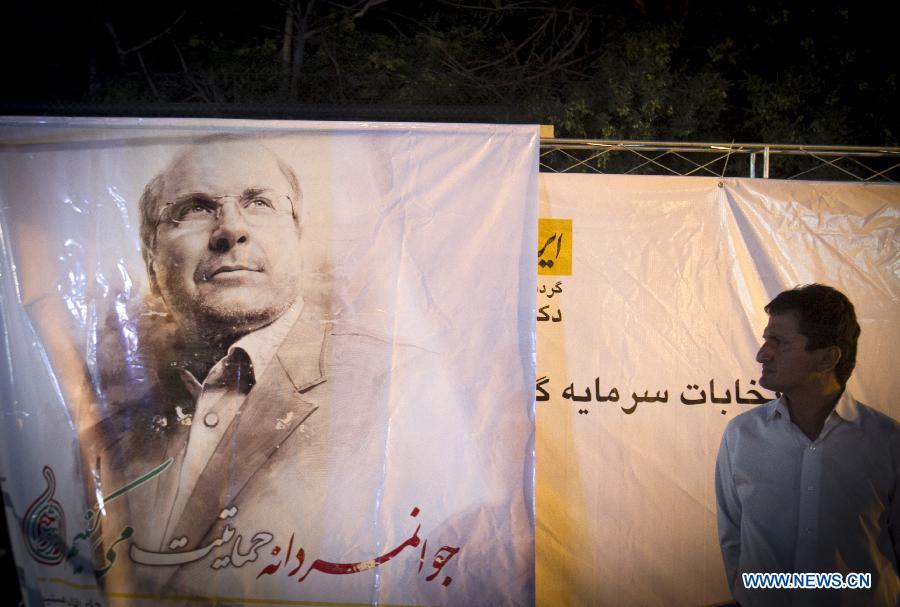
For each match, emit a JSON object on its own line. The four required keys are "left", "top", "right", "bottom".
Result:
{"left": 0, "top": 117, "right": 537, "bottom": 607}
{"left": 535, "top": 174, "right": 900, "bottom": 606}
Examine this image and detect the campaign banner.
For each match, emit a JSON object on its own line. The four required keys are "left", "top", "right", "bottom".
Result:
{"left": 0, "top": 117, "right": 537, "bottom": 606}
{"left": 535, "top": 174, "right": 900, "bottom": 606}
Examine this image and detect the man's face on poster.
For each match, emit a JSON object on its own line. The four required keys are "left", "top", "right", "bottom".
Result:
{"left": 150, "top": 141, "right": 303, "bottom": 334}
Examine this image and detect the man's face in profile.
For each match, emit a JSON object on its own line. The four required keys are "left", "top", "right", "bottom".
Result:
{"left": 151, "top": 141, "right": 302, "bottom": 334}
{"left": 756, "top": 312, "right": 822, "bottom": 394}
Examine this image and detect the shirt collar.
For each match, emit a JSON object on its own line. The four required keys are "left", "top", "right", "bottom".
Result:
{"left": 227, "top": 299, "right": 303, "bottom": 383}
{"left": 765, "top": 389, "right": 860, "bottom": 425}
{"left": 177, "top": 300, "right": 303, "bottom": 398}
{"left": 767, "top": 396, "right": 788, "bottom": 422}
{"left": 830, "top": 388, "right": 860, "bottom": 425}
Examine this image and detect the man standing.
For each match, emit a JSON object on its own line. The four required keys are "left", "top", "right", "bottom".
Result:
{"left": 716, "top": 284, "right": 900, "bottom": 606}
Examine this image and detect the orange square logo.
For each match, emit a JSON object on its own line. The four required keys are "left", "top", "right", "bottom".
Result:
{"left": 538, "top": 218, "right": 572, "bottom": 275}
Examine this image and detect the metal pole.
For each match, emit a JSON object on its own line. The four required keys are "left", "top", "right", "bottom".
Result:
{"left": 763, "top": 147, "right": 770, "bottom": 178}
{"left": 750, "top": 152, "right": 756, "bottom": 178}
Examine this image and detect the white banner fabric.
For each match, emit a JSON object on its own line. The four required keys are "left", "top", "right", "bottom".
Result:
{"left": 0, "top": 117, "right": 537, "bottom": 606}
{"left": 536, "top": 174, "right": 900, "bottom": 606}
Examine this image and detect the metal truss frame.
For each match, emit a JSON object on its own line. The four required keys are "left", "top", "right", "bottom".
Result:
{"left": 539, "top": 139, "right": 900, "bottom": 182}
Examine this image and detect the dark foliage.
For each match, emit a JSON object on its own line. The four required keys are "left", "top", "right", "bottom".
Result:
{"left": 1, "top": 0, "right": 897, "bottom": 143}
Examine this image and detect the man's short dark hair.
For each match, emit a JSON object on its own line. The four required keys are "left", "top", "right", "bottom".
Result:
{"left": 765, "top": 284, "right": 860, "bottom": 387}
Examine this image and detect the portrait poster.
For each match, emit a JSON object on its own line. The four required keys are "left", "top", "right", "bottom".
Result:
{"left": 535, "top": 173, "right": 900, "bottom": 606}
{"left": 0, "top": 117, "right": 538, "bottom": 606}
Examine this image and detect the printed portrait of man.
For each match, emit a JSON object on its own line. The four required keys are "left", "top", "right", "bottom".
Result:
{"left": 0, "top": 112, "right": 538, "bottom": 607}
{"left": 0, "top": 119, "right": 535, "bottom": 606}
{"left": 81, "top": 134, "right": 451, "bottom": 602}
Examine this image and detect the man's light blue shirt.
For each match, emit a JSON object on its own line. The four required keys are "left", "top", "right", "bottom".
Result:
{"left": 716, "top": 390, "right": 900, "bottom": 606}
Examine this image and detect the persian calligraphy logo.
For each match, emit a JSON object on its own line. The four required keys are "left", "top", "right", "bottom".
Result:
{"left": 22, "top": 466, "right": 67, "bottom": 565}
{"left": 538, "top": 218, "right": 572, "bottom": 276}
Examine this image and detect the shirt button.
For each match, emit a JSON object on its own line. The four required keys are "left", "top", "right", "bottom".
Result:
{"left": 810, "top": 445, "right": 817, "bottom": 451}
{"left": 204, "top": 413, "right": 219, "bottom": 427}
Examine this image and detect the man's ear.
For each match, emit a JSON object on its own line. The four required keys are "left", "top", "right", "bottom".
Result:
{"left": 817, "top": 345, "right": 842, "bottom": 374}
{"left": 147, "top": 256, "right": 160, "bottom": 295}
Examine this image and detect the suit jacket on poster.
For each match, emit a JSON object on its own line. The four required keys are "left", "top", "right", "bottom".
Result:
{"left": 85, "top": 310, "right": 438, "bottom": 604}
